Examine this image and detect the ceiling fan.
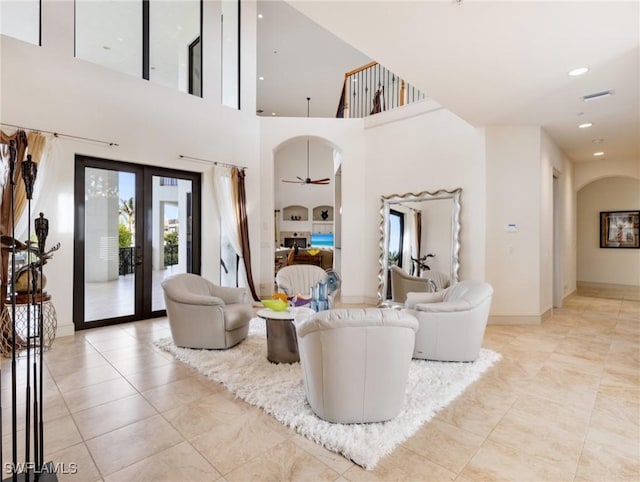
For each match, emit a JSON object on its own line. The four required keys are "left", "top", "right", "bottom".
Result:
{"left": 282, "top": 97, "right": 331, "bottom": 185}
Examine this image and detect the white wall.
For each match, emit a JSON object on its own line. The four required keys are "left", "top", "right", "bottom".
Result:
{"left": 485, "top": 127, "right": 542, "bottom": 319}
{"left": 540, "top": 129, "right": 575, "bottom": 310}
{"left": 577, "top": 177, "right": 640, "bottom": 286}
{"left": 1, "top": 0, "right": 260, "bottom": 336}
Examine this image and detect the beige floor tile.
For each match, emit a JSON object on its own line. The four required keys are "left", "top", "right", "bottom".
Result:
{"left": 62, "top": 377, "right": 137, "bottom": 413}
{"left": 290, "top": 433, "right": 354, "bottom": 474}
{"left": 402, "top": 418, "right": 485, "bottom": 474}
{"left": 141, "top": 376, "right": 222, "bottom": 413}
{"left": 462, "top": 438, "right": 575, "bottom": 482}
{"left": 124, "top": 361, "right": 196, "bottom": 392}
{"left": 575, "top": 437, "right": 640, "bottom": 482}
{"left": 86, "top": 414, "right": 183, "bottom": 476}
{"left": 343, "top": 444, "right": 457, "bottom": 482}
{"left": 104, "top": 351, "right": 174, "bottom": 376}
{"left": 45, "top": 351, "right": 109, "bottom": 378}
{"left": 163, "top": 391, "right": 248, "bottom": 440}
{"left": 224, "top": 439, "right": 339, "bottom": 482}
{"left": 48, "top": 441, "right": 102, "bottom": 482}
{"left": 190, "top": 410, "right": 287, "bottom": 475}
{"left": 434, "top": 383, "right": 517, "bottom": 438}
{"left": 103, "top": 441, "right": 220, "bottom": 482}
{"left": 487, "top": 401, "right": 587, "bottom": 473}
{"left": 73, "top": 393, "right": 157, "bottom": 440}
{"left": 53, "top": 362, "right": 123, "bottom": 393}
{"left": 522, "top": 363, "right": 601, "bottom": 411}
{"left": 2, "top": 414, "right": 83, "bottom": 463}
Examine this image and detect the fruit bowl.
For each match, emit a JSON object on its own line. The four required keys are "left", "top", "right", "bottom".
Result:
{"left": 261, "top": 298, "right": 289, "bottom": 312}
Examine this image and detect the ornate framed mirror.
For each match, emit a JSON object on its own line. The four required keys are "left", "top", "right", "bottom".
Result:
{"left": 378, "top": 188, "right": 462, "bottom": 304}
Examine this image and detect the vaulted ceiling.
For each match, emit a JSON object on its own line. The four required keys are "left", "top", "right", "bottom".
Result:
{"left": 257, "top": 0, "right": 639, "bottom": 165}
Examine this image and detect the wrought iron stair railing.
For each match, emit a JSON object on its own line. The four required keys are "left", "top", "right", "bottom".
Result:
{"left": 336, "top": 61, "right": 425, "bottom": 118}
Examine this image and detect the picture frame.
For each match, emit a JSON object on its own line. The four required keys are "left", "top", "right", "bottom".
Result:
{"left": 600, "top": 210, "right": 640, "bottom": 248}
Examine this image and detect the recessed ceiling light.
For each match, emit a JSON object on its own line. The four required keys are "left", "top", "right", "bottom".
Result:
{"left": 593, "top": 151, "right": 605, "bottom": 156}
{"left": 568, "top": 67, "right": 589, "bottom": 77}
{"left": 271, "top": 112, "right": 276, "bottom": 116}
{"left": 592, "top": 139, "right": 604, "bottom": 144}
{"left": 116, "top": 37, "right": 123, "bottom": 42}
{"left": 258, "top": 76, "right": 264, "bottom": 81}
{"left": 578, "top": 123, "right": 593, "bottom": 129}
{"left": 258, "top": 14, "right": 263, "bottom": 19}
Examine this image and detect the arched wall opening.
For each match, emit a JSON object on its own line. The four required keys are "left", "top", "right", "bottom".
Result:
{"left": 576, "top": 175, "right": 640, "bottom": 289}
{"left": 266, "top": 134, "right": 344, "bottom": 295}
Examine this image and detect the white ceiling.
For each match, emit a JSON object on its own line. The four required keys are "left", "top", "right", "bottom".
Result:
{"left": 257, "top": 0, "right": 639, "bottom": 164}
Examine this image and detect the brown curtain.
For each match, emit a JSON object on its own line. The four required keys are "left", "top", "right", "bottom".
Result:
{"left": 231, "top": 168, "right": 260, "bottom": 301}
{"left": 414, "top": 210, "right": 422, "bottom": 276}
{"left": 0, "top": 129, "right": 29, "bottom": 311}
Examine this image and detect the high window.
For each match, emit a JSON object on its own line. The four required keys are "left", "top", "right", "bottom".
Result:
{"left": 75, "top": 0, "right": 202, "bottom": 97}
{"left": 0, "top": 0, "right": 40, "bottom": 45}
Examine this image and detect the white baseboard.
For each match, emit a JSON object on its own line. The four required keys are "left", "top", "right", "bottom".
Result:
{"left": 56, "top": 323, "right": 75, "bottom": 338}
{"left": 488, "top": 314, "right": 543, "bottom": 325}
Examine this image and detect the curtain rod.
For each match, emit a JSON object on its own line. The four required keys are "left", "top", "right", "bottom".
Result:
{"left": 1, "top": 122, "right": 119, "bottom": 147}
{"left": 178, "top": 155, "right": 247, "bottom": 170}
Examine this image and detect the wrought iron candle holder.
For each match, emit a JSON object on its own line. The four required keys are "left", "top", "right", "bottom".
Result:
{"left": 1, "top": 148, "right": 57, "bottom": 481}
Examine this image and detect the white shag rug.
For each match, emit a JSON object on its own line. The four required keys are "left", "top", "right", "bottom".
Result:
{"left": 155, "top": 318, "right": 501, "bottom": 470}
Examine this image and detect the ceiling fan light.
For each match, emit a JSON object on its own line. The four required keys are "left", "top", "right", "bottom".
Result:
{"left": 568, "top": 67, "right": 589, "bottom": 77}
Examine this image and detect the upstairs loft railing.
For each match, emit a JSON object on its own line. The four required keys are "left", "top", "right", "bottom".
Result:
{"left": 336, "top": 61, "right": 425, "bottom": 118}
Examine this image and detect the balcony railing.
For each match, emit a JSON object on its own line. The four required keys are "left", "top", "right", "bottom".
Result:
{"left": 118, "top": 244, "right": 178, "bottom": 275}
{"left": 336, "top": 61, "right": 425, "bottom": 118}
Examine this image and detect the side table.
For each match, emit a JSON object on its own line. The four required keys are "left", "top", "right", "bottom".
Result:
{"left": 257, "top": 307, "right": 313, "bottom": 363}
{"left": 0, "top": 294, "right": 57, "bottom": 357}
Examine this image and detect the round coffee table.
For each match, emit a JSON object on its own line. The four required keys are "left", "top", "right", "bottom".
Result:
{"left": 257, "top": 307, "right": 314, "bottom": 363}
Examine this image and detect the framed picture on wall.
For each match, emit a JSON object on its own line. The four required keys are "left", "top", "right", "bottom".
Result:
{"left": 600, "top": 211, "right": 640, "bottom": 248}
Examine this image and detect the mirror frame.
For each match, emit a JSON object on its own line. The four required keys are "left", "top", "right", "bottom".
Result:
{"left": 378, "top": 188, "right": 462, "bottom": 304}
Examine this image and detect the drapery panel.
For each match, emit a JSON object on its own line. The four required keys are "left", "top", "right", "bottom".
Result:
{"left": 213, "top": 165, "right": 259, "bottom": 301}
{"left": 0, "top": 130, "right": 50, "bottom": 311}
{"left": 232, "top": 168, "right": 259, "bottom": 301}
{"left": 0, "top": 129, "right": 29, "bottom": 312}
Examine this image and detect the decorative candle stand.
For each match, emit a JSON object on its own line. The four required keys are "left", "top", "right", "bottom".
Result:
{"left": 0, "top": 149, "right": 58, "bottom": 481}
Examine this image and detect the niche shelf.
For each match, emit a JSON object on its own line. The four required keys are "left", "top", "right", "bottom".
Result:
{"left": 282, "top": 205, "right": 308, "bottom": 221}
{"left": 312, "top": 205, "right": 333, "bottom": 222}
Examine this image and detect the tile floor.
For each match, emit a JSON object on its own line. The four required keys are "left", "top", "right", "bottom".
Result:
{"left": 1, "top": 294, "right": 638, "bottom": 481}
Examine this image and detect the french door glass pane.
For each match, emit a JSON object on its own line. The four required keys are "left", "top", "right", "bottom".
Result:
{"left": 149, "top": 0, "right": 201, "bottom": 94}
{"left": 151, "top": 176, "right": 193, "bottom": 311}
{"left": 84, "top": 168, "right": 136, "bottom": 322}
{"left": 75, "top": 0, "right": 142, "bottom": 78}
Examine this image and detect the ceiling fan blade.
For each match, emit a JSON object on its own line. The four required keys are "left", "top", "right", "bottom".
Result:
{"left": 310, "top": 178, "right": 331, "bottom": 184}
{"left": 297, "top": 176, "right": 305, "bottom": 182}
{"left": 282, "top": 179, "right": 303, "bottom": 184}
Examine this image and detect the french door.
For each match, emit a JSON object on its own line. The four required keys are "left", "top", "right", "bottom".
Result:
{"left": 73, "top": 156, "right": 201, "bottom": 330}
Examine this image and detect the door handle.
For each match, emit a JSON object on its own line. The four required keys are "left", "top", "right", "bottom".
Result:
{"left": 135, "top": 245, "right": 143, "bottom": 266}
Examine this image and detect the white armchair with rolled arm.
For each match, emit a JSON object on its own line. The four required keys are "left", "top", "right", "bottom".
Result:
{"left": 390, "top": 265, "right": 450, "bottom": 304}
{"left": 404, "top": 280, "right": 493, "bottom": 362}
{"left": 161, "top": 273, "right": 253, "bottom": 349}
{"left": 296, "top": 308, "right": 418, "bottom": 423}
{"left": 275, "top": 264, "right": 338, "bottom": 307}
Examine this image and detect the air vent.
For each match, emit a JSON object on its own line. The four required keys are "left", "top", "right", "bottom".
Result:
{"left": 582, "top": 90, "right": 613, "bottom": 101}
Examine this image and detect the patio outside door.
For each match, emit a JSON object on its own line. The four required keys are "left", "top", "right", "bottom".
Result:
{"left": 73, "top": 156, "right": 201, "bottom": 329}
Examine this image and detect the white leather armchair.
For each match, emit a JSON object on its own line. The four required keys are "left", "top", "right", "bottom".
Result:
{"left": 296, "top": 308, "right": 418, "bottom": 423}
{"left": 275, "top": 265, "right": 338, "bottom": 306}
{"left": 390, "top": 265, "right": 449, "bottom": 303}
{"left": 161, "top": 273, "right": 252, "bottom": 349}
{"left": 404, "top": 280, "right": 493, "bottom": 362}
